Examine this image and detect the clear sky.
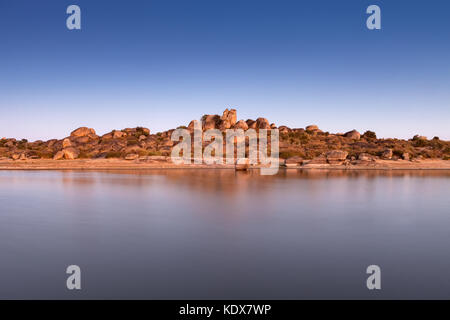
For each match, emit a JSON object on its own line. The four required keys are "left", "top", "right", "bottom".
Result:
{"left": 0, "top": 0, "right": 449, "bottom": 141}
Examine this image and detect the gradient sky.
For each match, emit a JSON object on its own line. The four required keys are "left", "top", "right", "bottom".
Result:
{"left": 0, "top": 0, "right": 449, "bottom": 141}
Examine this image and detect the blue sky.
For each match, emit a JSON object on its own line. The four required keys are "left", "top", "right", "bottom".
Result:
{"left": 0, "top": 0, "right": 449, "bottom": 141}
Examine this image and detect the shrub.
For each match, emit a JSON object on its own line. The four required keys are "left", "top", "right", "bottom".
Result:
{"left": 105, "top": 151, "right": 122, "bottom": 159}
{"left": 36, "top": 151, "right": 54, "bottom": 159}
{"left": 78, "top": 152, "right": 91, "bottom": 159}
{"left": 363, "top": 131, "right": 377, "bottom": 139}
{"left": 127, "top": 139, "right": 139, "bottom": 146}
{"left": 413, "top": 139, "right": 427, "bottom": 147}
{"left": 393, "top": 149, "right": 404, "bottom": 157}
{"left": 147, "top": 150, "right": 163, "bottom": 156}
{"left": 279, "top": 150, "right": 305, "bottom": 159}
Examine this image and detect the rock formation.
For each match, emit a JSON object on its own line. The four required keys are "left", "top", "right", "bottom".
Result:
{"left": 0, "top": 108, "right": 449, "bottom": 162}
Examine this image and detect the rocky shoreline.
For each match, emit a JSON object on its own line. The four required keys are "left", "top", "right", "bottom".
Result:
{"left": 0, "top": 158, "right": 449, "bottom": 171}
{"left": 1, "top": 109, "right": 449, "bottom": 168}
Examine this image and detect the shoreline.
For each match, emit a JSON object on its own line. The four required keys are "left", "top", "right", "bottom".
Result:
{"left": 1, "top": 159, "right": 449, "bottom": 171}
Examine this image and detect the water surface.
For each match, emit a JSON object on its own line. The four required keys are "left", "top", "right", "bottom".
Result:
{"left": 0, "top": 169, "right": 449, "bottom": 299}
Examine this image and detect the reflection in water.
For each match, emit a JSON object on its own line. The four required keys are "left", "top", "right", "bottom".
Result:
{"left": 0, "top": 169, "right": 449, "bottom": 299}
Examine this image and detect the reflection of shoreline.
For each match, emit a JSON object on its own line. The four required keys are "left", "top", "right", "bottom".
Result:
{"left": 1, "top": 168, "right": 448, "bottom": 199}
{"left": 1, "top": 158, "right": 450, "bottom": 171}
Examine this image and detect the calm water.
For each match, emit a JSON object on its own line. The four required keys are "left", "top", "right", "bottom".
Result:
{"left": 0, "top": 169, "right": 449, "bottom": 299}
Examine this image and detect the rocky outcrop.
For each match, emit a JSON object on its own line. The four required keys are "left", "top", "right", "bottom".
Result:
{"left": 305, "top": 125, "right": 319, "bottom": 132}
{"left": 71, "top": 127, "right": 96, "bottom": 138}
{"left": 218, "top": 119, "right": 232, "bottom": 131}
{"left": 345, "top": 130, "right": 361, "bottom": 140}
{"left": 113, "top": 130, "right": 126, "bottom": 139}
{"left": 201, "top": 114, "right": 221, "bottom": 131}
{"left": 284, "top": 156, "right": 303, "bottom": 166}
{"left": 246, "top": 119, "right": 257, "bottom": 130}
{"left": 381, "top": 149, "right": 393, "bottom": 160}
{"left": 62, "top": 138, "right": 72, "bottom": 148}
{"left": 125, "top": 153, "right": 139, "bottom": 160}
{"left": 278, "top": 126, "right": 291, "bottom": 134}
{"left": 325, "top": 150, "right": 348, "bottom": 164}
{"left": 221, "top": 109, "right": 237, "bottom": 126}
{"left": 63, "top": 147, "right": 80, "bottom": 160}
{"left": 256, "top": 118, "right": 270, "bottom": 129}
{"left": 53, "top": 151, "right": 64, "bottom": 160}
{"left": 233, "top": 120, "right": 249, "bottom": 130}
{"left": 1, "top": 108, "right": 449, "bottom": 162}
{"left": 358, "top": 153, "right": 374, "bottom": 161}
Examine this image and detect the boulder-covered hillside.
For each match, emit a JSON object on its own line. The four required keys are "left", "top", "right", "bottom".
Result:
{"left": 1, "top": 108, "right": 449, "bottom": 162}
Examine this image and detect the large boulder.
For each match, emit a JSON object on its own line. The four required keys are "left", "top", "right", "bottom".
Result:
{"left": 113, "top": 130, "right": 126, "bottom": 139}
{"left": 201, "top": 115, "right": 221, "bottom": 131}
{"left": 53, "top": 151, "right": 65, "bottom": 160}
{"left": 233, "top": 120, "right": 249, "bottom": 130}
{"left": 221, "top": 109, "right": 237, "bottom": 126}
{"left": 278, "top": 126, "right": 291, "bottom": 134}
{"left": 358, "top": 153, "right": 374, "bottom": 161}
{"left": 344, "top": 130, "right": 361, "bottom": 140}
{"left": 218, "top": 119, "right": 232, "bottom": 131}
{"left": 326, "top": 150, "right": 348, "bottom": 164}
{"left": 305, "top": 125, "right": 319, "bottom": 132}
{"left": 246, "top": 119, "right": 257, "bottom": 129}
{"left": 256, "top": 118, "right": 270, "bottom": 129}
{"left": 285, "top": 156, "right": 303, "bottom": 166}
{"left": 139, "top": 127, "right": 150, "bottom": 136}
{"left": 74, "top": 136, "right": 90, "bottom": 144}
{"left": 62, "top": 138, "right": 72, "bottom": 148}
{"left": 70, "top": 127, "right": 96, "bottom": 138}
{"left": 63, "top": 147, "right": 80, "bottom": 160}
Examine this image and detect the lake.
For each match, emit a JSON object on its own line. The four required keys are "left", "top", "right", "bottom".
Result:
{"left": 0, "top": 169, "right": 449, "bottom": 299}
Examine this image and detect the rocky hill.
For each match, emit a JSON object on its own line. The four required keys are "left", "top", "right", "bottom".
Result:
{"left": 1, "top": 109, "right": 449, "bottom": 163}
